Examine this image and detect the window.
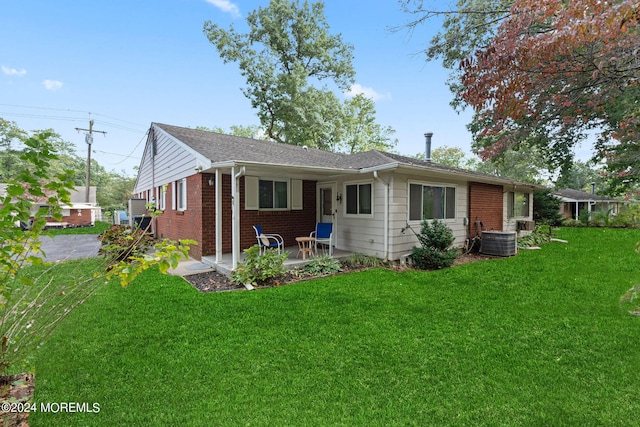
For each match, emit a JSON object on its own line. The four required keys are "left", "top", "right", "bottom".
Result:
{"left": 157, "top": 185, "right": 166, "bottom": 210}
{"left": 409, "top": 183, "right": 456, "bottom": 221}
{"left": 345, "top": 183, "right": 372, "bottom": 215}
{"left": 259, "top": 179, "right": 288, "bottom": 209}
{"left": 174, "top": 179, "right": 187, "bottom": 211}
{"left": 508, "top": 191, "right": 529, "bottom": 218}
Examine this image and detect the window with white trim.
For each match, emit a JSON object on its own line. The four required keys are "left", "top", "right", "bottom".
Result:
{"left": 409, "top": 183, "right": 456, "bottom": 221}
{"left": 345, "top": 182, "right": 372, "bottom": 215}
{"left": 508, "top": 191, "right": 529, "bottom": 218}
{"left": 174, "top": 178, "right": 187, "bottom": 211}
{"left": 259, "top": 179, "right": 288, "bottom": 209}
{"left": 157, "top": 185, "right": 166, "bottom": 210}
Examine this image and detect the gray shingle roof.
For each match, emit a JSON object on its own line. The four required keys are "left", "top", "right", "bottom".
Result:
{"left": 554, "top": 188, "right": 617, "bottom": 201}
{"left": 155, "top": 123, "right": 353, "bottom": 170}
{"left": 154, "top": 123, "right": 538, "bottom": 186}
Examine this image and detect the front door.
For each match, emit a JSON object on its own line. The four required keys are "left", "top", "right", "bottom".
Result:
{"left": 319, "top": 185, "right": 335, "bottom": 223}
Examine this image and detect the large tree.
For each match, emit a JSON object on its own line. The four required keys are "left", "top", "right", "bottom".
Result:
{"left": 461, "top": 0, "right": 640, "bottom": 178}
{"left": 400, "top": 0, "right": 640, "bottom": 190}
{"left": 204, "top": 0, "right": 396, "bottom": 153}
{"left": 204, "top": 0, "right": 355, "bottom": 148}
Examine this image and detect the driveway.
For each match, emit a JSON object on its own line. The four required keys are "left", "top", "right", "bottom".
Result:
{"left": 38, "top": 234, "right": 102, "bottom": 262}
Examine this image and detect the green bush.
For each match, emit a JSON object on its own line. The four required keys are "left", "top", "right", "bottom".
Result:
{"left": 410, "top": 219, "right": 458, "bottom": 270}
{"left": 98, "top": 225, "right": 155, "bottom": 262}
{"left": 517, "top": 226, "right": 553, "bottom": 249}
{"left": 302, "top": 255, "right": 342, "bottom": 276}
{"left": 342, "top": 253, "right": 391, "bottom": 269}
{"left": 231, "top": 245, "right": 289, "bottom": 287}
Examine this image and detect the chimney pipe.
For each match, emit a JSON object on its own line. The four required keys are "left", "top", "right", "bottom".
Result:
{"left": 591, "top": 182, "right": 595, "bottom": 194}
{"left": 424, "top": 132, "right": 433, "bottom": 162}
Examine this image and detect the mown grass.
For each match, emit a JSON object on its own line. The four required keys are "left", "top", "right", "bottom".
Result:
{"left": 31, "top": 228, "right": 640, "bottom": 426}
{"left": 46, "top": 221, "right": 111, "bottom": 236}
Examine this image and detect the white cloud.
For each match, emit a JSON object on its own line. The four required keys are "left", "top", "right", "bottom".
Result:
{"left": 345, "top": 84, "right": 389, "bottom": 102}
{"left": 43, "top": 80, "right": 63, "bottom": 91}
{"left": 2, "top": 65, "right": 27, "bottom": 76}
{"left": 205, "top": 0, "right": 241, "bottom": 18}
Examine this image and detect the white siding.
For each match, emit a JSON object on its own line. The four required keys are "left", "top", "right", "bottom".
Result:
{"left": 502, "top": 186, "right": 534, "bottom": 232}
{"left": 134, "top": 124, "right": 211, "bottom": 194}
{"left": 386, "top": 172, "right": 469, "bottom": 261}
{"left": 333, "top": 176, "right": 387, "bottom": 258}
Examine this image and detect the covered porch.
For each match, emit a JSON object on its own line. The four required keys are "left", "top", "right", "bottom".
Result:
{"left": 203, "top": 245, "right": 354, "bottom": 277}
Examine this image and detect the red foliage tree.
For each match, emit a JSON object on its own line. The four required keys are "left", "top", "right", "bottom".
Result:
{"left": 461, "top": 0, "right": 640, "bottom": 182}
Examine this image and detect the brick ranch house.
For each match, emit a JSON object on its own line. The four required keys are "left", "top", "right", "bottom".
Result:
{"left": 0, "top": 184, "right": 99, "bottom": 228}
{"left": 133, "top": 123, "right": 537, "bottom": 270}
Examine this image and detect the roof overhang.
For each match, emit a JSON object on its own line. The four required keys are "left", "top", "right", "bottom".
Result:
{"left": 204, "top": 160, "right": 360, "bottom": 180}
{"left": 204, "top": 159, "right": 542, "bottom": 190}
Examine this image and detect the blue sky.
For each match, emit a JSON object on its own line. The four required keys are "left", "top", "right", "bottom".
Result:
{"left": 1, "top": 0, "right": 476, "bottom": 176}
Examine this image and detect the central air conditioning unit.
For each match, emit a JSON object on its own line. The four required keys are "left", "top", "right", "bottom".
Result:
{"left": 480, "top": 231, "right": 518, "bottom": 256}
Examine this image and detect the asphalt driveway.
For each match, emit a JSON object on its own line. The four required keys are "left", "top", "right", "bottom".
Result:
{"left": 38, "top": 234, "right": 102, "bottom": 262}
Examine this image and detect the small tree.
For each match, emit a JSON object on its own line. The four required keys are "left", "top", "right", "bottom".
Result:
{"left": 533, "top": 189, "right": 563, "bottom": 226}
{"left": 410, "top": 220, "right": 458, "bottom": 270}
{"left": 0, "top": 131, "right": 192, "bottom": 374}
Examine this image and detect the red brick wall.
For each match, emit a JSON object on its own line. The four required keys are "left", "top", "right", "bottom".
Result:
{"left": 46, "top": 209, "right": 93, "bottom": 226}
{"left": 156, "top": 174, "right": 318, "bottom": 260}
{"left": 155, "top": 174, "right": 204, "bottom": 259}
{"left": 238, "top": 178, "right": 317, "bottom": 250}
{"left": 468, "top": 182, "right": 503, "bottom": 235}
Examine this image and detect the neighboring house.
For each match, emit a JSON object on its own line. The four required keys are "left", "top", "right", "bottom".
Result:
{"left": 554, "top": 188, "right": 623, "bottom": 221}
{"left": 133, "top": 123, "right": 538, "bottom": 269}
{"left": 0, "top": 184, "right": 100, "bottom": 227}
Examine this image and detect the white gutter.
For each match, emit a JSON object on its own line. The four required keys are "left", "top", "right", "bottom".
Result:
{"left": 231, "top": 165, "right": 246, "bottom": 270}
{"left": 373, "top": 170, "right": 390, "bottom": 260}
{"left": 206, "top": 160, "right": 360, "bottom": 175}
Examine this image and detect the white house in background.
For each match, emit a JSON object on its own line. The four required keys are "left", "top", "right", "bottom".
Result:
{"left": 554, "top": 188, "right": 624, "bottom": 221}
{"left": 0, "top": 184, "right": 100, "bottom": 227}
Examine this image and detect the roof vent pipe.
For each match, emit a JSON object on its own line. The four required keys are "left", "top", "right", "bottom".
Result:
{"left": 424, "top": 132, "right": 433, "bottom": 162}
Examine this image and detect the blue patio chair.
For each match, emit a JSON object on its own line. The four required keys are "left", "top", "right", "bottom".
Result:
{"left": 253, "top": 225, "right": 284, "bottom": 255}
{"left": 310, "top": 222, "right": 333, "bottom": 256}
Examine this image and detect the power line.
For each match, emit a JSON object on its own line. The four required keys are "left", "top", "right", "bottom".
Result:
{"left": 75, "top": 120, "right": 107, "bottom": 203}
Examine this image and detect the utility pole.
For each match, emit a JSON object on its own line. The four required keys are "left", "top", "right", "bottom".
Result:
{"left": 75, "top": 120, "right": 107, "bottom": 203}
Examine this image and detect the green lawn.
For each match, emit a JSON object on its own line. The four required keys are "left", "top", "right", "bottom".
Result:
{"left": 46, "top": 221, "right": 111, "bottom": 236}
{"left": 31, "top": 228, "right": 640, "bottom": 426}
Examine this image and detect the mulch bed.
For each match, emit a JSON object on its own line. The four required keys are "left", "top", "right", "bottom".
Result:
{"left": 0, "top": 373, "right": 34, "bottom": 427}
{"left": 183, "top": 251, "right": 497, "bottom": 293}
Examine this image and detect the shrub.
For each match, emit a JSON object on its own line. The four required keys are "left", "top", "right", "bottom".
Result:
{"left": 342, "top": 253, "right": 392, "bottom": 269}
{"left": 533, "top": 189, "right": 563, "bottom": 226}
{"left": 517, "top": 226, "right": 553, "bottom": 249}
{"left": 410, "top": 219, "right": 458, "bottom": 270}
{"left": 231, "top": 245, "right": 289, "bottom": 287}
{"left": 302, "top": 255, "right": 342, "bottom": 276}
{"left": 98, "top": 225, "right": 155, "bottom": 262}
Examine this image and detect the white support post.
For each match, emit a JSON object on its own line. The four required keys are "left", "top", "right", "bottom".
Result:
{"left": 215, "top": 168, "right": 222, "bottom": 264}
{"left": 231, "top": 166, "right": 238, "bottom": 270}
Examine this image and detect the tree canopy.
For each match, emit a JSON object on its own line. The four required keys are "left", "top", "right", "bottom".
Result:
{"left": 0, "top": 118, "right": 135, "bottom": 210}
{"left": 204, "top": 0, "right": 396, "bottom": 153}
{"left": 400, "top": 0, "right": 640, "bottom": 191}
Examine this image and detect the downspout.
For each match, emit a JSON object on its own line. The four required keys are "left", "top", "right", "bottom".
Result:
{"left": 231, "top": 166, "right": 246, "bottom": 270}
{"left": 373, "top": 171, "right": 389, "bottom": 260}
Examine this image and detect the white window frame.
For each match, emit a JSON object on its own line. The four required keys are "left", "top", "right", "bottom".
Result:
{"left": 408, "top": 182, "right": 457, "bottom": 222}
{"left": 173, "top": 178, "right": 187, "bottom": 211}
{"left": 508, "top": 191, "right": 529, "bottom": 218}
{"left": 258, "top": 178, "right": 289, "bottom": 210}
{"left": 344, "top": 181, "right": 373, "bottom": 217}
{"left": 157, "top": 185, "right": 166, "bottom": 211}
